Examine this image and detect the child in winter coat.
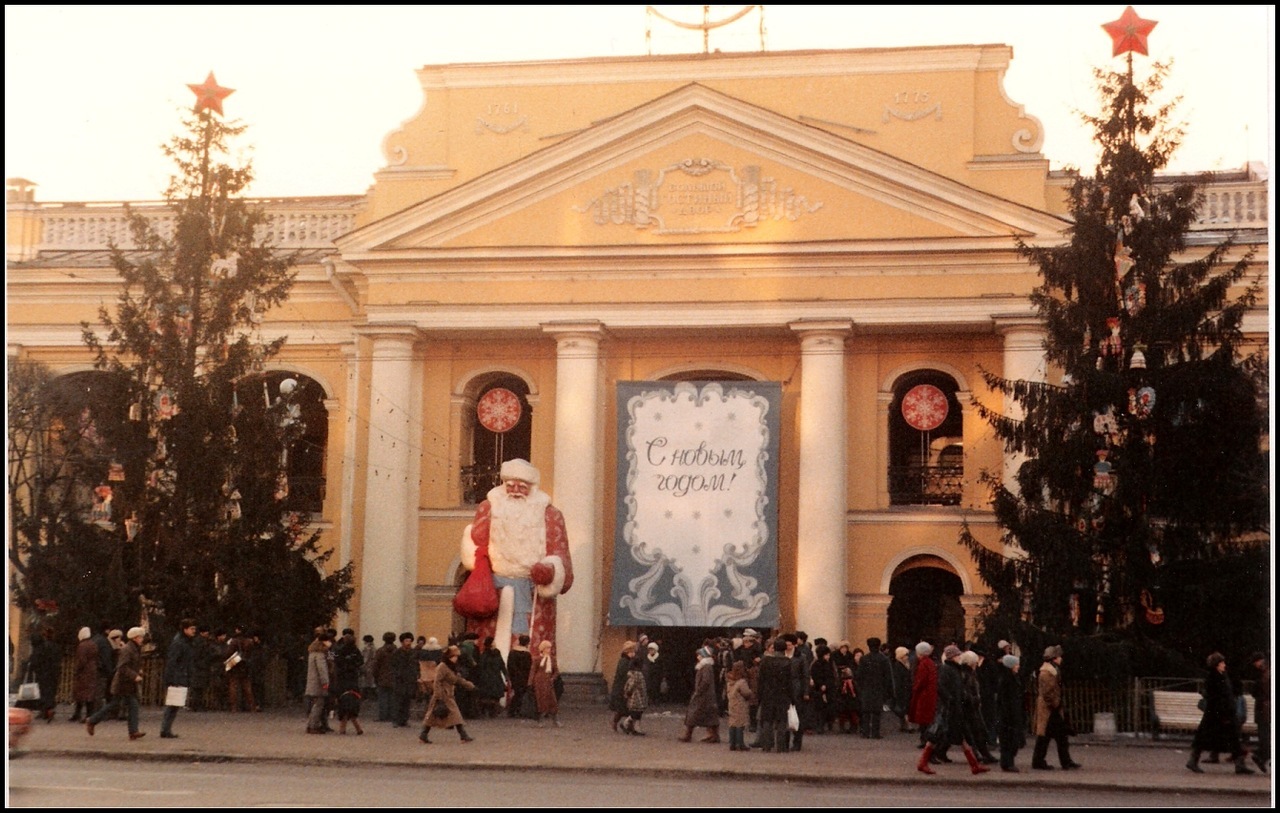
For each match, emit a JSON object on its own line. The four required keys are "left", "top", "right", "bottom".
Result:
{"left": 836, "top": 667, "right": 860, "bottom": 734}
{"left": 726, "top": 661, "right": 756, "bottom": 751}
{"left": 622, "top": 657, "right": 649, "bottom": 735}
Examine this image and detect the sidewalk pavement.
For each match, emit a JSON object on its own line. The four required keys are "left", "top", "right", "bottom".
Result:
{"left": 13, "top": 700, "right": 1272, "bottom": 799}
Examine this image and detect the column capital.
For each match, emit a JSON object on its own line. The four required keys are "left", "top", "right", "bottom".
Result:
{"left": 541, "top": 320, "right": 608, "bottom": 340}
{"left": 789, "top": 319, "right": 853, "bottom": 339}
{"left": 356, "top": 324, "right": 423, "bottom": 345}
{"left": 992, "top": 315, "right": 1047, "bottom": 336}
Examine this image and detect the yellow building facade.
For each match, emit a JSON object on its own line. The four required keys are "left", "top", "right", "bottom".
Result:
{"left": 7, "top": 46, "right": 1269, "bottom": 679}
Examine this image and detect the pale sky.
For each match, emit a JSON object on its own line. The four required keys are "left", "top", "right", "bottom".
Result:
{"left": 4, "top": 5, "right": 1274, "bottom": 202}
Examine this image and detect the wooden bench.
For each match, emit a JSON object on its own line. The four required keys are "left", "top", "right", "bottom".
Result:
{"left": 1151, "top": 690, "right": 1257, "bottom": 739}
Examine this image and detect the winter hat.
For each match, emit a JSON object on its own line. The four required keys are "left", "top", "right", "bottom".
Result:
{"left": 959, "top": 650, "right": 979, "bottom": 668}
{"left": 622, "top": 640, "right": 637, "bottom": 655}
{"left": 539, "top": 640, "right": 553, "bottom": 652}
{"left": 697, "top": 646, "right": 713, "bottom": 659}
{"left": 942, "top": 644, "right": 962, "bottom": 661}
{"left": 647, "top": 642, "right": 659, "bottom": 651}
{"left": 78, "top": 626, "right": 92, "bottom": 641}
{"left": 1001, "top": 655, "right": 1020, "bottom": 669}
{"left": 1043, "top": 645, "right": 1064, "bottom": 660}
{"left": 1206, "top": 652, "right": 1225, "bottom": 669}
{"left": 126, "top": 626, "right": 146, "bottom": 641}
{"left": 895, "top": 646, "right": 909, "bottom": 662}
{"left": 997, "top": 639, "right": 1010, "bottom": 651}
{"left": 915, "top": 641, "right": 933, "bottom": 657}
{"left": 499, "top": 458, "right": 540, "bottom": 485}
{"left": 743, "top": 628, "right": 760, "bottom": 639}
{"left": 425, "top": 637, "right": 441, "bottom": 650}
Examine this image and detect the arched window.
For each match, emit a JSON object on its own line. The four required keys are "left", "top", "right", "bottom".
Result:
{"left": 888, "top": 370, "right": 963, "bottom": 506}
{"left": 462, "top": 375, "right": 532, "bottom": 504}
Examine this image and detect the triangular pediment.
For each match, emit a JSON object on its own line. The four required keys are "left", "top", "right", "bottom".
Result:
{"left": 338, "top": 84, "right": 1066, "bottom": 256}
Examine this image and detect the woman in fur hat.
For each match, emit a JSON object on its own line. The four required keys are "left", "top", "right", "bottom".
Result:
{"left": 529, "top": 639, "right": 562, "bottom": 726}
{"left": 420, "top": 645, "right": 476, "bottom": 743}
{"left": 609, "top": 640, "right": 638, "bottom": 732}
{"left": 678, "top": 646, "right": 721, "bottom": 743}
{"left": 71, "top": 626, "right": 100, "bottom": 722}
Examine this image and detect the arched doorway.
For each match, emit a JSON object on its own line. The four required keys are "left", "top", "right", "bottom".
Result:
{"left": 887, "top": 556, "right": 965, "bottom": 647}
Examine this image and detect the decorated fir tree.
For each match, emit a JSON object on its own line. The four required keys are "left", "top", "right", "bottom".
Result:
{"left": 960, "top": 9, "right": 1269, "bottom": 674}
{"left": 73, "top": 74, "right": 353, "bottom": 646}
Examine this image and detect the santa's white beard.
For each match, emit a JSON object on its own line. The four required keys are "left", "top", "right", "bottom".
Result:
{"left": 487, "top": 487, "right": 550, "bottom": 578}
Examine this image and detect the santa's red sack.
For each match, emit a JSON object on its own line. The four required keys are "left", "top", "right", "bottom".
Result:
{"left": 453, "top": 545, "right": 499, "bottom": 619}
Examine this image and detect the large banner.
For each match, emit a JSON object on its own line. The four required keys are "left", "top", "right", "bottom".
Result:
{"left": 609, "top": 381, "right": 780, "bottom": 627}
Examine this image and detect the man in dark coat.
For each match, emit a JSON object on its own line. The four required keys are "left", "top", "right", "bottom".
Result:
{"left": 1187, "top": 652, "right": 1254, "bottom": 774}
{"left": 754, "top": 638, "right": 794, "bottom": 753}
{"left": 160, "top": 620, "right": 197, "bottom": 738}
{"left": 390, "top": 632, "right": 419, "bottom": 727}
{"left": 857, "top": 637, "right": 892, "bottom": 738}
{"left": 996, "top": 654, "right": 1026, "bottom": 772}
{"left": 188, "top": 626, "right": 212, "bottom": 712}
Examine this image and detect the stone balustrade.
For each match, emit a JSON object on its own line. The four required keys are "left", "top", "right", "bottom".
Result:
{"left": 20, "top": 196, "right": 364, "bottom": 252}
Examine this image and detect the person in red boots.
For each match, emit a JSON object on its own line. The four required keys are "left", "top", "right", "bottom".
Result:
{"left": 917, "top": 644, "right": 989, "bottom": 776}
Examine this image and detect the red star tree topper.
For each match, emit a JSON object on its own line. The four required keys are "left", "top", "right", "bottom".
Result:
{"left": 188, "top": 71, "right": 234, "bottom": 116}
{"left": 1102, "top": 6, "right": 1157, "bottom": 57}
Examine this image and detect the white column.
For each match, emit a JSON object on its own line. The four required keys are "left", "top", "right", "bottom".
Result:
{"left": 790, "top": 320, "right": 852, "bottom": 642}
{"left": 995, "top": 318, "right": 1048, "bottom": 496}
{"left": 359, "top": 327, "right": 420, "bottom": 636}
{"left": 542, "top": 322, "right": 605, "bottom": 674}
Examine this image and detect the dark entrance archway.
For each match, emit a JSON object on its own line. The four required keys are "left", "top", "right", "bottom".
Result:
{"left": 636, "top": 626, "right": 772, "bottom": 705}
{"left": 887, "top": 560, "right": 965, "bottom": 648}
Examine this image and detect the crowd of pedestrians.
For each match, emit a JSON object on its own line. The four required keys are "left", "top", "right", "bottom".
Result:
{"left": 9, "top": 621, "right": 1271, "bottom": 778}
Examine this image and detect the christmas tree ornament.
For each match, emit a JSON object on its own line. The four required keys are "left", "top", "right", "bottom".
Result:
{"left": 1139, "top": 588, "right": 1165, "bottom": 625}
{"left": 187, "top": 71, "right": 235, "bottom": 116}
{"left": 129, "top": 401, "right": 142, "bottom": 422}
{"left": 1128, "top": 193, "right": 1146, "bottom": 220}
{"left": 1092, "top": 449, "right": 1115, "bottom": 495}
{"left": 1102, "top": 317, "right": 1123, "bottom": 357}
{"left": 91, "top": 485, "right": 113, "bottom": 525}
{"left": 1102, "top": 6, "right": 1158, "bottom": 57}
{"left": 1123, "top": 281, "right": 1146, "bottom": 315}
{"left": 1128, "top": 344, "right": 1147, "bottom": 369}
{"left": 1114, "top": 243, "right": 1135, "bottom": 280}
{"left": 108, "top": 461, "right": 126, "bottom": 481}
{"left": 1069, "top": 592, "right": 1081, "bottom": 627}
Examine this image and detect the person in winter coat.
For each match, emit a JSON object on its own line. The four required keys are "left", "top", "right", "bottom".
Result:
{"left": 996, "top": 654, "right": 1026, "bottom": 772}
{"left": 160, "top": 620, "right": 197, "bottom": 738}
{"left": 755, "top": 638, "right": 795, "bottom": 752}
{"left": 85, "top": 627, "right": 147, "bottom": 740}
{"left": 506, "top": 634, "right": 532, "bottom": 719}
{"left": 891, "top": 646, "right": 913, "bottom": 733}
{"left": 809, "top": 645, "right": 839, "bottom": 734}
{"left": 474, "top": 636, "right": 509, "bottom": 718}
{"left": 24, "top": 626, "right": 62, "bottom": 722}
{"left": 909, "top": 641, "right": 937, "bottom": 747}
{"left": 304, "top": 633, "right": 332, "bottom": 734}
{"left": 679, "top": 646, "right": 721, "bottom": 743}
{"left": 1186, "top": 651, "right": 1255, "bottom": 774}
{"left": 71, "top": 626, "right": 100, "bottom": 722}
{"left": 1249, "top": 652, "right": 1270, "bottom": 774}
{"left": 420, "top": 645, "right": 476, "bottom": 744}
{"left": 621, "top": 656, "right": 649, "bottom": 736}
{"left": 1031, "top": 645, "right": 1080, "bottom": 770}
{"left": 917, "top": 644, "right": 990, "bottom": 776}
{"left": 529, "top": 639, "right": 562, "bottom": 726}
{"left": 959, "top": 650, "right": 997, "bottom": 764}
{"left": 609, "top": 640, "right": 638, "bottom": 732}
{"left": 855, "top": 637, "right": 892, "bottom": 738}
{"left": 371, "top": 631, "right": 397, "bottom": 721}
{"left": 725, "top": 660, "right": 756, "bottom": 750}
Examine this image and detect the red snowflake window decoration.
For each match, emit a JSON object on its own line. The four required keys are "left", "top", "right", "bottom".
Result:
{"left": 477, "top": 388, "right": 522, "bottom": 434}
{"left": 901, "top": 384, "right": 949, "bottom": 431}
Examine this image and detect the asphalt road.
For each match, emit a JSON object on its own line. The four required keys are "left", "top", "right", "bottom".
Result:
{"left": 8, "top": 756, "right": 1272, "bottom": 808}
